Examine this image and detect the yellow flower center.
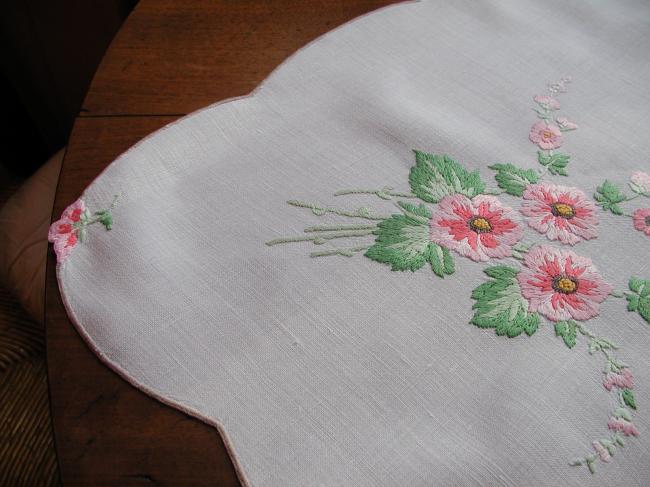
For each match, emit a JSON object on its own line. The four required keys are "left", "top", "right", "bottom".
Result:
{"left": 553, "top": 276, "right": 578, "bottom": 294}
{"left": 542, "top": 130, "right": 554, "bottom": 140}
{"left": 551, "top": 202, "right": 575, "bottom": 219}
{"left": 469, "top": 216, "right": 492, "bottom": 233}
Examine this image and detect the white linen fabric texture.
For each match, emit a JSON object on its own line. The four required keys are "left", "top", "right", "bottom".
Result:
{"left": 58, "top": 1, "right": 650, "bottom": 485}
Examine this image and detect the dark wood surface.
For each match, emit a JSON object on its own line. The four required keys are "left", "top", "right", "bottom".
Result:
{"left": 45, "top": 1, "right": 398, "bottom": 485}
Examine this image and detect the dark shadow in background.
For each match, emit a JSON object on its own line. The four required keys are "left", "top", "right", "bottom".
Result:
{"left": 0, "top": 0, "right": 138, "bottom": 177}
{"left": 0, "top": 2, "right": 137, "bottom": 484}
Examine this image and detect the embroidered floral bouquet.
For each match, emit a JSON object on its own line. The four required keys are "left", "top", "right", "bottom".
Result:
{"left": 265, "top": 79, "right": 650, "bottom": 474}
{"left": 48, "top": 78, "right": 650, "bottom": 475}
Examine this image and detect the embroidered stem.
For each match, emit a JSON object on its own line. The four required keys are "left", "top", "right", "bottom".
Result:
{"left": 483, "top": 188, "right": 505, "bottom": 195}
{"left": 593, "top": 180, "right": 647, "bottom": 219}
{"left": 575, "top": 322, "right": 620, "bottom": 365}
{"left": 334, "top": 187, "right": 417, "bottom": 200}
{"left": 570, "top": 321, "right": 637, "bottom": 473}
{"left": 304, "top": 224, "right": 378, "bottom": 233}
{"left": 265, "top": 229, "right": 376, "bottom": 247}
{"left": 287, "top": 200, "right": 390, "bottom": 220}
{"left": 310, "top": 245, "right": 370, "bottom": 258}
{"left": 48, "top": 195, "right": 120, "bottom": 262}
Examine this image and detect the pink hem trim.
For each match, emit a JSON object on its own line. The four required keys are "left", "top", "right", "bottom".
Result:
{"left": 48, "top": 2, "right": 421, "bottom": 485}
{"left": 54, "top": 261, "right": 253, "bottom": 487}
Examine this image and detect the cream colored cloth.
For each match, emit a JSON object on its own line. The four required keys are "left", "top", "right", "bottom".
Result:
{"left": 55, "top": 1, "right": 650, "bottom": 485}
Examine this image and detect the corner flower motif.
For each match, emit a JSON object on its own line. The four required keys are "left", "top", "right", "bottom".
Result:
{"left": 48, "top": 199, "right": 86, "bottom": 262}
{"left": 520, "top": 183, "right": 598, "bottom": 245}
{"left": 529, "top": 121, "right": 563, "bottom": 150}
{"left": 429, "top": 194, "right": 523, "bottom": 262}
{"left": 633, "top": 208, "right": 650, "bottom": 236}
{"left": 48, "top": 196, "right": 119, "bottom": 263}
{"left": 517, "top": 245, "right": 612, "bottom": 322}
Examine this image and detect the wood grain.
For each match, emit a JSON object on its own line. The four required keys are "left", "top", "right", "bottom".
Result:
{"left": 46, "top": 1, "right": 400, "bottom": 485}
{"left": 82, "top": 0, "right": 399, "bottom": 116}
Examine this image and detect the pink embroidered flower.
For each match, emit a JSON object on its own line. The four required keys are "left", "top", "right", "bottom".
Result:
{"left": 633, "top": 208, "right": 650, "bottom": 236}
{"left": 48, "top": 199, "right": 85, "bottom": 262}
{"left": 529, "top": 122, "right": 563, "bottom": 150}
{"left": 556, "top": 117, "right": 578, "bottom": 131}
{"left": 429, "top": 194, "right": 523, "bottom": 262}
{"left": 520, "top": 183, "right": 598, "bottom": 245}
{"left": 630, "top": 171, "right": 650, "bottom": 194}
{"left": 608, "top": 417, "right": 640, "bottom": 437}
{"left": 533, "top": 95, "right": 561, "bottom": 110}
{"left": 603, "top": 368, "right": 634, "bottom": 391}
{"left": 517, "top": 246, "right": 613, "bottom": 322}
{"left": 592, "top": 441, "right": 611, "bottom": 462}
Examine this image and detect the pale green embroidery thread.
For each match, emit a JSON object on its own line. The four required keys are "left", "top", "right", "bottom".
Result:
{"left": 626, "top": 277, "right": 650, "bottom": 324}
{"left": 76, "top": 194, "right": 120, "bottom": 240}
{"left": 592, "top": 175, "right": 650, "bottom": 238}
{"left": 304, "top": 224, "right": 378, "bottom": 232}
{"left": 266, "top": 79, "right": 646, "bottom": 474}
{"left": 310, "top": 246, "right": 370, "bottom": 258}
{"left": 488, "top": 164, "right": 539, "bottom": 197}
{"left": 286, "top": 200, "right": 389, "bottom": 220}
{"left": 265, "top": 229, "right": 376, "bottom": 246}
{"left": 488, "top": 78, "right": 578, "bottom": 192}
{"left": 409, "top": 151, "right": 485, "bottom": 202}
{"left": 334, "top": 187, "right": 417, "bottom": 200}
{"left": 364, "top": 202, "right": 454, "bottom": 276}
{"left": 48, "top": 194, "right": 120, "bottom": 262}
{"left": 466, "top": 257, "right": 641, "bottom": 473}
{"left": 267, "top": 190, "right": 456, "bottom": 277}
{"left": 567, "top": 321, "right": 637, "bottom": 472}
{"left": 470, "top": 265, "right": 540, "bottom": 337}
{"left": 593, "top": 180, "right": 639, "bottom": 216}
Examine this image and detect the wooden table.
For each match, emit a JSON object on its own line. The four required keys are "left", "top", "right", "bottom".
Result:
{"left": 45, "top": 1, "right": 398, "bottom": 485}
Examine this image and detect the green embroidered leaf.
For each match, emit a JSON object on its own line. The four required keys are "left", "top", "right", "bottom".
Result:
{"left": 634, "top": 297, "right": 649, "bottom": 323}
{"left": 364, "top": 204, "right": 454, "bottom": 277}
{"left": 396, "top": 201, "right": 432, "bottom": 221}
{"left": 409, "top": 151, "right": 485, "bottom": 203}
{"left": 594, "top": 180, "right": 627, "bottom": 215}
{"left": 622, "top": 389, "right": 637, "bottom": 410}
{"left": 614, "top": 407, "right": 633, "bottom": 421}
{"left": 628, "top": 277, "right": 650, "bottom": 296}
{"left": 483, "top": 265, "right": 518, "bottom": 280}
{"left": 470, "top": 265, "right": 540, "bottom": 338}
{"left": 537, "top": 151, "right": 570, "bottom": 176}
{"left": 625, "top": 277, "right": 650, "bottom": 323}
{"left": 77, "top": 227, "right": 87, "bottom": 243}
{"left": 488, "top": 163, "right": 539, "bottom": 196}
{"left": 629, "top": 181, "right": 650, "bottom": 197}
{"left": 554, "top": 320, "right": 577, "bottom": 349}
